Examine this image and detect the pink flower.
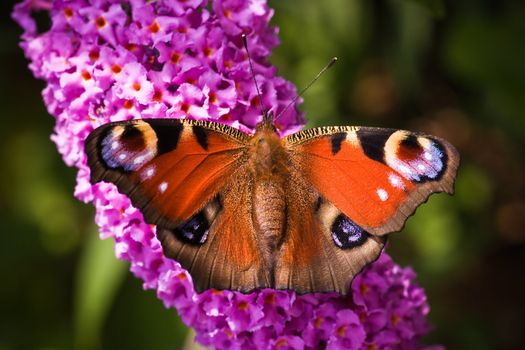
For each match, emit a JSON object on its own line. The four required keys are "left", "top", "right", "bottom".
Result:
{"left": 13, "top": 0, "right": 440, "bottom": 348}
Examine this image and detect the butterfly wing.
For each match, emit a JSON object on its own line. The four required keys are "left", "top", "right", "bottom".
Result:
{"left": 85, "top": 119, "right": 272, "bottom": 292}
{"left": 284, "top": 126, "right": 460, "bottom": 235}
{"left": 272, "top": 126, "right": 459, "bottom": 294}
{"left": 274, "top": 170, "right": 386, "bottom": 294}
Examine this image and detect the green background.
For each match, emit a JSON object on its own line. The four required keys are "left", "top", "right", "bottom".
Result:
{"left": 1, "top": 0, "right": 524, "bottom": 349}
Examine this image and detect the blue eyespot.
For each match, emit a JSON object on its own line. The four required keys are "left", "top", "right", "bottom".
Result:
{"left": 331, "top": 214, "right": 368, "bottom": 249}
{"left": 174, "top": 212, "right": 209, "bottom": 245}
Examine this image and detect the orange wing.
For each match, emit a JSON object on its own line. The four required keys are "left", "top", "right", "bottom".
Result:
{"left": 86, "top": 119, "right": 249, "bottom": 228}
{"left": 284, "top": 126, "right": 460, "bottom": 235}
{"left": 85, "top": 118, "right": 272, "bottom": 293}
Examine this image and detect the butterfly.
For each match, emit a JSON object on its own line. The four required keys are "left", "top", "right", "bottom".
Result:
{"left": 85, "top": 114, "right": 459, "bottom": 295}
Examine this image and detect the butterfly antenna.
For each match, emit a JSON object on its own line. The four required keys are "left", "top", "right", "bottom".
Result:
{"left": 274, "top": 57, "right": 338, "bottom": 123}
{"left": 242, "top": 34, "right": 268, "bottom": 122}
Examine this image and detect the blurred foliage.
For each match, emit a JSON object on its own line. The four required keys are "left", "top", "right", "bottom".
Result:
{"left": 1, "top": 0, "right": 524, "bottom": 349}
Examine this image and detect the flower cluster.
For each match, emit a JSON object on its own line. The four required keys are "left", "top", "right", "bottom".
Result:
{"left": 14, "top": 0, "right": 439, "bottom": 348}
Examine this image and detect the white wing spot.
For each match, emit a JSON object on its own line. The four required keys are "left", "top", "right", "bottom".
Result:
{"left": 146, "top": 167, "right": 155, "bottom": 177}
{"left": 377, "top": 188, "right": 389, "bottom": 201}
{"left": 142, "top": 165, "right": 156, "bottom": 180}
{"left": 417, "top": 164, "right": 426, "bottom": 171}
{"left": 159, "top": 182, "right": 168, "bottom": 194}
{"left": 388, "top": 173, "right": 405, "bottom": 190}
{"left": 424, "top": 151, "right": 432, "bottom": 161}
{"left": 111, "top": 140, "right": 119, "bottom": 150}
{"left": 118, "top": 153, "right": 126, "bottom": 160}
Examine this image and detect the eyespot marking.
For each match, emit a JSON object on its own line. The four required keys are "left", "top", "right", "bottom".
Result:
{"left": 331, "top": 214, "right": 369, "bottom": 249}
{"left": 99, "top": 121, "right": 158, "bottom": 172}
{"left": 385, "top": 131, "right": 447, "bottom": 183}
{"left": 395, "top": 134, "right": 421, "bottom": 159}
{"left": 173, "top": 211, "right": 210, "bottom": 245}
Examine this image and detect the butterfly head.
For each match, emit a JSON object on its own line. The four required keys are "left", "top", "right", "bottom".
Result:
{"left": 256, "top": 110, "right": 278, "bottom": 134}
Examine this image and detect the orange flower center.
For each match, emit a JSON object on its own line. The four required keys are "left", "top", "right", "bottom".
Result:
{"left": 111, "top": 64, "right": 122, "bottom": 74}
{"left": 275, "top": 339, "right": 288, "bottom": 348}
{"left": 359, "top": 283, "right": 369, "bottom": 294}
{"left": 180, "top": 103, "right": 190, "bottom": 113}
{"left": 209, "top": 92, "right": 217, "bottom": 104}
{"left": 264, "top": 293, "right": 275, "bottom": 305}
{"left": 125, "top": 43, "right": 138, "bottom": 52}
{"left": 391, "top": 314, "right": 401, "bottom": 325}
{"left": 152, "top": 90, "right": 163, "bottom": 102}
{"left": 237, "top": 301, "right": 249, "bottom": 311}
{"left": 64, "top": 7, "right": 73, "bottom": 19}
{"left": 88, "top": 50, "right": 99, "bottom": 61}
{"left": 123, "top": 100, "right": 134, "bottom": 109}
{"left": 95, "top": 16, "right": 107, "bottom": 29}
{"left": 170, "top": 52, "right": 181, "bottom": 64}
{"left": 81, "top": 71, "right": 92, "bottom": 80}
{"left": 250, "top": 95, "right": 260, "bottom": 108}
{"left": 149, "top": 20, "right": 160, "bottom": 33}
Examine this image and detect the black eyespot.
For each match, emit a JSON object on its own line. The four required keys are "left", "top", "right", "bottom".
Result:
{"left": 331, "top": 214, "right": 369, "bottom": 249}
{"left": 173, "top": 211, "right": 209, "bottom": 245}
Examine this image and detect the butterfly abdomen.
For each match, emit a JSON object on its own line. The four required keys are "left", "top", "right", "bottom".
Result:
{"left": 248, "top": 129, "right": 292, "bottom": 265}
{"left": 253, "top": 180, "right": 287, "bottom": 249}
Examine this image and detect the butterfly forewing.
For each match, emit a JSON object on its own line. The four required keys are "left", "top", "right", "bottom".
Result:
{"left": 86, "top": 119, "right": 248, "bottom": 226}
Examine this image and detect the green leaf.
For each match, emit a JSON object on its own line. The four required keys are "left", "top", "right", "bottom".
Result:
{"left": 73, "top": 231, "right": 127, "bottom": 350}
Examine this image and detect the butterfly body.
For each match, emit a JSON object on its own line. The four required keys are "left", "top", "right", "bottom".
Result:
{"left": 86, "top": 117, "right": 459, "bottom": 295}
{"left": 249, "top": 120, "right": 291, "bottom": 254}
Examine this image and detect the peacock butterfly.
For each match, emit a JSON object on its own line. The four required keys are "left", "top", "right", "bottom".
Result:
{"left": 85, "top": 112, "right": 459, "bottom": 295}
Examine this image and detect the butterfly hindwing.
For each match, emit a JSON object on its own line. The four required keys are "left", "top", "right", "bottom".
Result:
{"left": 284, "top": 126, "right": 460, "bottom": 235}
{"left": 274, "top": 170, "right": 386, "bottom": 294}
{"left": 157, "top": 170, "right": 273, "bottom": 293}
